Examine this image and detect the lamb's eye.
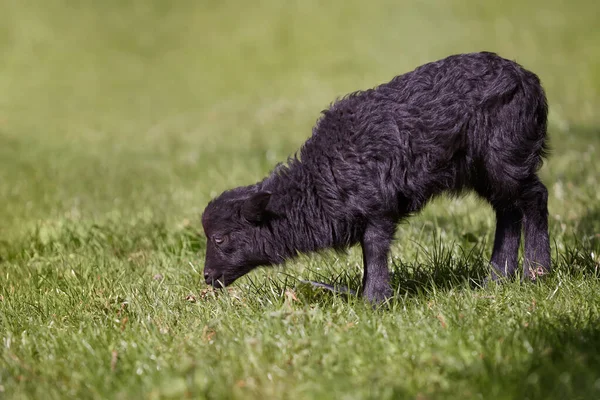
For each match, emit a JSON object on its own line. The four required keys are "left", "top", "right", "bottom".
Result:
{"left": 214, "top": 236, "right": 225, "bottom": 245}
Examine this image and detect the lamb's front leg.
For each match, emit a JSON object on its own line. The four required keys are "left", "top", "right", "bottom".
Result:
{"left": 361, "top": 220, "right": 395, "bottom": 303}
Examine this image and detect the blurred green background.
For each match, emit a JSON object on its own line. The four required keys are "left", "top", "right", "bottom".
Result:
{"left": 1, "top": 1, "right": 599, "bottom": 399}
{"left": 1, "top": 0, "right": 598, "bottom": 237}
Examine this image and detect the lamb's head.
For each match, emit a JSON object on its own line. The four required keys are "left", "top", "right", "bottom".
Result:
{"left": 201, "top": 187, "right": 277, "bottom": 288}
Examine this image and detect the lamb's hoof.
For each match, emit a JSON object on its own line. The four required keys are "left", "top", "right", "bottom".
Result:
{"left": 363, "top": 286, "right": 393, "bottom": 307}
{"left": 523, "top": 265, "right": 551, "bottom": 282}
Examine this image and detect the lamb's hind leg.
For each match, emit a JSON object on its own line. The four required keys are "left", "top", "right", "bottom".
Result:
{"left": 475, "top": 184, "right": 522, "bottom": 279}
{"left": 489, "top": 205, "right": 523, "bottom": 279}
{"left": 519, "top": 176, "right": 551, "bottom": 279}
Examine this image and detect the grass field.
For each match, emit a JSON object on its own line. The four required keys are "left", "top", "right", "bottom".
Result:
{"left": 1, "top": 0, "right": 600, "bottom": 399}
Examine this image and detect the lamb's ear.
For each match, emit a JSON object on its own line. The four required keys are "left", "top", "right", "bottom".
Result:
{"left": 242, "top": 191, "right": 272, "bottom": 224}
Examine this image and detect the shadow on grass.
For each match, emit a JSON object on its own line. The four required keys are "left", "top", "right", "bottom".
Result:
{"left": 390, "top": 239, "right": 491, "bottom": 297}
{"left": 264, "top": 237, "right": 599, "bottom": 304}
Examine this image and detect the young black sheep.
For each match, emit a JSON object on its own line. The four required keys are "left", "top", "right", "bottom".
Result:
{"left": 201, "top": 52, "right": 550, "bottom": 303}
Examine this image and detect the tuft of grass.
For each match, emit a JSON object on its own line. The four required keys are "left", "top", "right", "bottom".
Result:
{"left": 1, "top": 0, "right": 600, "bottom": 399}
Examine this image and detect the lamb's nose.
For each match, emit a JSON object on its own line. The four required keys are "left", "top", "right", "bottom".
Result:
{"left": 204, "top": 272, "right": 210, "bottom": 283}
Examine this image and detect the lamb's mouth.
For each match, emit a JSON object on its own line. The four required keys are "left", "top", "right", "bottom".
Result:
{"left": 205, "top": 276, "right": 230, "bottom": 288}
{"left": 205, "top": 270, "right": 248, "bottom": 288}
{"left": 204, "top": 263, "right": 264, "bottom": 288}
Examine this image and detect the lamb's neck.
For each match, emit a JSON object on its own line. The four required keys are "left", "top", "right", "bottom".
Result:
{"left": 263, "top": 163, "right": 338, "bottom": 259}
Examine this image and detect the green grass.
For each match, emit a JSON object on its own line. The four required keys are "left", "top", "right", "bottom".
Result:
{"left": 1, "top": 0, "right": 600, "bottom": 398}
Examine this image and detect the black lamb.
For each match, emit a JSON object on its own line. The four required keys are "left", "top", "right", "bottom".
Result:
{"left": 201, "top": 51, "right": 551, "bottom": 303}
